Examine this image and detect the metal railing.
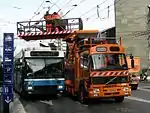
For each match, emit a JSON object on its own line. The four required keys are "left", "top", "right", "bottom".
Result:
{"left": 17, "top": 18, "right": 83, "bottom": 35}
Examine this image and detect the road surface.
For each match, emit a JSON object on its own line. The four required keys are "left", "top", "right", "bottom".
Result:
{"left": 13, "top": 82, "right": 150, "bottom": 113}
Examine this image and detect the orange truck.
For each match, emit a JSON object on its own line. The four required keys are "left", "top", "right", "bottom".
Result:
{"left": 126, "top": 56, "right": 140, "bottom": 90}
{"left": 64, "top": 31, "right": 134, "bottom": 104}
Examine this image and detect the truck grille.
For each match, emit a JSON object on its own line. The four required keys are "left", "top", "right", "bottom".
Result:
{"left": 92, "top": 76, "right": 128, "bottom": 84}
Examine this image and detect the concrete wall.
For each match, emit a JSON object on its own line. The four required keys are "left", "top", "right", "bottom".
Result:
{"left": 115, "top": 0, "right": 150, "bottom": 68}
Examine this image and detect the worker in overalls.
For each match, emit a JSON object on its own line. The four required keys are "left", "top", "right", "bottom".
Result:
{"left": 44, "top": 11, "right": 65, "bottom": 32}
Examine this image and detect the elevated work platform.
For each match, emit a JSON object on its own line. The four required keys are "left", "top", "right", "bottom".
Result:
{"left": 17, "top": 18, "right": 83, "bottom": 41}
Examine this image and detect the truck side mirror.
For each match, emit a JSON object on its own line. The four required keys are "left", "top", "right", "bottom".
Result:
{"left": 131, "top": 59, "right": 134, "bottom": 68}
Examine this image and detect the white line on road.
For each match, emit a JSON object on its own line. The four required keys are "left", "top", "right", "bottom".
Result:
{"left": 40, "top": 100, "right": 53, "bottom": 106}
{"left": 49, "top": 100, "right": 53, "bottom": 106}
{"left": 138, "top": 87, "right": 150, "bottom": 92}
{"left": 126, "top": 96, "right": 150, "bottom": 103}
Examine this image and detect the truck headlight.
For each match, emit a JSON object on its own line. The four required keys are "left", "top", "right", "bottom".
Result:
{"left": 58, "top": 86, "right": 63, "bottom": 89}
{"left": 123, "top": 87, "right": 129, "bottom": 91}
{"left": 94, "top": 88, "right": 99, "bottom": 93}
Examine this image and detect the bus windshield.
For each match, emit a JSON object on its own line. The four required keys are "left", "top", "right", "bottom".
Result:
{"left": 25, "top": 58, "right": 63, "bottom": 72}
{"left": 91, "top": 53, "right": 128, "bottom": 71}
{"left": 25, "top": 58, "right": 64, "bottom": 78}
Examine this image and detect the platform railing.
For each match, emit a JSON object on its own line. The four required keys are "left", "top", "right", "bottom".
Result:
{"left": 17, "top": 18, "right": 83, "bottom": 35}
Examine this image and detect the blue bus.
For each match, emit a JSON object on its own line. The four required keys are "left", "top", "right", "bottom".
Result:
{"left": 14, "top": 47, "right": 65, "bottom": 98}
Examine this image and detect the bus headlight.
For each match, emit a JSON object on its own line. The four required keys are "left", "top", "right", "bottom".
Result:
{"left": 58, "top": 86, "right": 63, "bottom": 89}
{"left": 27, "top": 86, "right": 33, "bottom": 90}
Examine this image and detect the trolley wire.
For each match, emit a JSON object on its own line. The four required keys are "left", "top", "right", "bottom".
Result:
{"left": 79, "top": 0, "right": 110, "bottom": 18}
{"left": 61, "top": 0, "right": 89, "bottom": 18}
{"left": 82, "top": 0, "right": 122, "bottom": 22}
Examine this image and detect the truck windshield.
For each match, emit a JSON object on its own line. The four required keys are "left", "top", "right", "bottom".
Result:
{"left": 91, "top": 53, "right": 128, "bottom": 71}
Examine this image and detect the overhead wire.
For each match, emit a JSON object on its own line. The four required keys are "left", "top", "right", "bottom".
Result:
{"left": 61, "top": 0, "right": 89, "bottom": 18}
{"left": 82, "top": 0, "right": 122, "bottom": 22}
{"left": 38, "top": 0, "right": 63, "bottom": 20}
{"left": 48, "top": 0, "right": 61, "bottom": 12}
{"left": 79, "top": 0, "right": 110, "bottom": 18}
{"left": 29, "top": 0, "right": 46, "bottom": 21}
{"left": 57, "top": 0, "right": 74, "bottom": 13}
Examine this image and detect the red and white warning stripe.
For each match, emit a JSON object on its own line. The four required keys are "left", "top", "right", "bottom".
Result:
{"left": 91, "top": 71, "right": 128, "bottom": 77}
{"left": 18, "top": 30, "right": 75, "bottom": 37}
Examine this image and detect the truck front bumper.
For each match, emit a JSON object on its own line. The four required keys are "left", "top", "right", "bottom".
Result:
{"left": 87, "top": 86, "right": 131, "bottom": 99}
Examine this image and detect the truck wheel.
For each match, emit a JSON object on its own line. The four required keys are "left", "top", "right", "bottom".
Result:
{"left": 115, "top": 96, "right": 124, "bottom": 103}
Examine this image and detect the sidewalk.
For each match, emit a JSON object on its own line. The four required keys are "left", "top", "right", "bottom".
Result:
{"left": 10, "top": 94, "right": 26, "bottom": 113}
{"left": 0, "top": 91, "right": 26, "bottom": 113}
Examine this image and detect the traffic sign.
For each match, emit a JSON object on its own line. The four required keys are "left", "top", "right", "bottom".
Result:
{"left": 2, "top": 33, "right": 14, "bottom": 110}
{"left": 3, "top": 65, "right": 13, "bottom": 74}
{"left": 4, "top": 45, "right": 13, "bottom": 54}
{"left": 3, "top": 74, "right": 13, "bottom": 84}
{"left": 2, "top": 85, "right": 13, "bottom": 94}
{"left": 3, "top": 94, "right": 13, "bottom": 104}
{"left": 3, "top": 54, "right": 13, "bottom": 64}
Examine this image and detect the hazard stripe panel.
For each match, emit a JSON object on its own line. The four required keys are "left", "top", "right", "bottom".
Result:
{"left": 91, "top": 71, "right": 129, "bottom": 77}
{"left": 17, "top": 30, "right": 75, "bottom": 37}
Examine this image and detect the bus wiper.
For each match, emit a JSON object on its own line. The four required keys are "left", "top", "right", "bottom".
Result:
{"left": 105, "top": 76, "right": 118, "bottom": 85}
{"left": 27, "top": 62, "right": 36, "bottom": 66}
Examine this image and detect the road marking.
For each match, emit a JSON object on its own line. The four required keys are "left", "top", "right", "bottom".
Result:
{"left": 40, "top": 100, "right": 53, "bottom": 106}
{"left": 138, "top": 87, "right": 150, "bottom": 92}
{"left": 75, "top": 101, "right": 88, "bottom": 107}
{"left": 126, "top": 96, "right": 150, "bottom": 103}
{"left": 49, "top": 100, "right": 53, "bottom": 106}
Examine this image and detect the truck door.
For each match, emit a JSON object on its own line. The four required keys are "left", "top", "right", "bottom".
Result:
{"left": 81, "top": 54, "right": 90, "bottom": 78}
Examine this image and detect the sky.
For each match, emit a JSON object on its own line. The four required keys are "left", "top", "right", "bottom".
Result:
{"left": 0, "top": 0, "right": 115, "bottom": 56}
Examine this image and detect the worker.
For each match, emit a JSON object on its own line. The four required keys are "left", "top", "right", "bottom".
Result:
{"left": 107, "top": 55, "right": 115, "bottom": 65}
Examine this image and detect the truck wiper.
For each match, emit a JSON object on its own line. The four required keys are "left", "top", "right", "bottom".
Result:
{"left": 105, "top": 76, "right": 118, "bottom": 85}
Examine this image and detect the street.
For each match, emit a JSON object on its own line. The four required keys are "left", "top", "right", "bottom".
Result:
{"left": 12, "top": 82, "right": 150, "bottom": 113}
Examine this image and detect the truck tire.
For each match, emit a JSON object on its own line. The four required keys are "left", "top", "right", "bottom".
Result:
{"left": 115, "top": 96, "right": 124, "bottom": 103}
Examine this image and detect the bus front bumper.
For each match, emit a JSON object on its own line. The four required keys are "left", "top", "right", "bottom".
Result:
{"left": 25, "top": 85, "right": 64, "bottom": 95}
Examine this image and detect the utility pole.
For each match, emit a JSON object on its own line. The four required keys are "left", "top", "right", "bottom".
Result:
{"left": 147, "top": 5, "right": 150, "bottom": 76}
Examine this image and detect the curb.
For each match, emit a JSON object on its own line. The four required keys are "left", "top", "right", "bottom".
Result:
{"left": 10, "top": 96, "right": 26, "bottom": 113}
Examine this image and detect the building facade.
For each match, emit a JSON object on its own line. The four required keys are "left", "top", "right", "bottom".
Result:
{"left": 115, "top": 0, "right": 150, "bottom": 68}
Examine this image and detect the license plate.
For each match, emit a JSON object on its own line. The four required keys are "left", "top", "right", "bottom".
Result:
{"left": 110, "top": 89, "right": 116, "bottom": 92}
